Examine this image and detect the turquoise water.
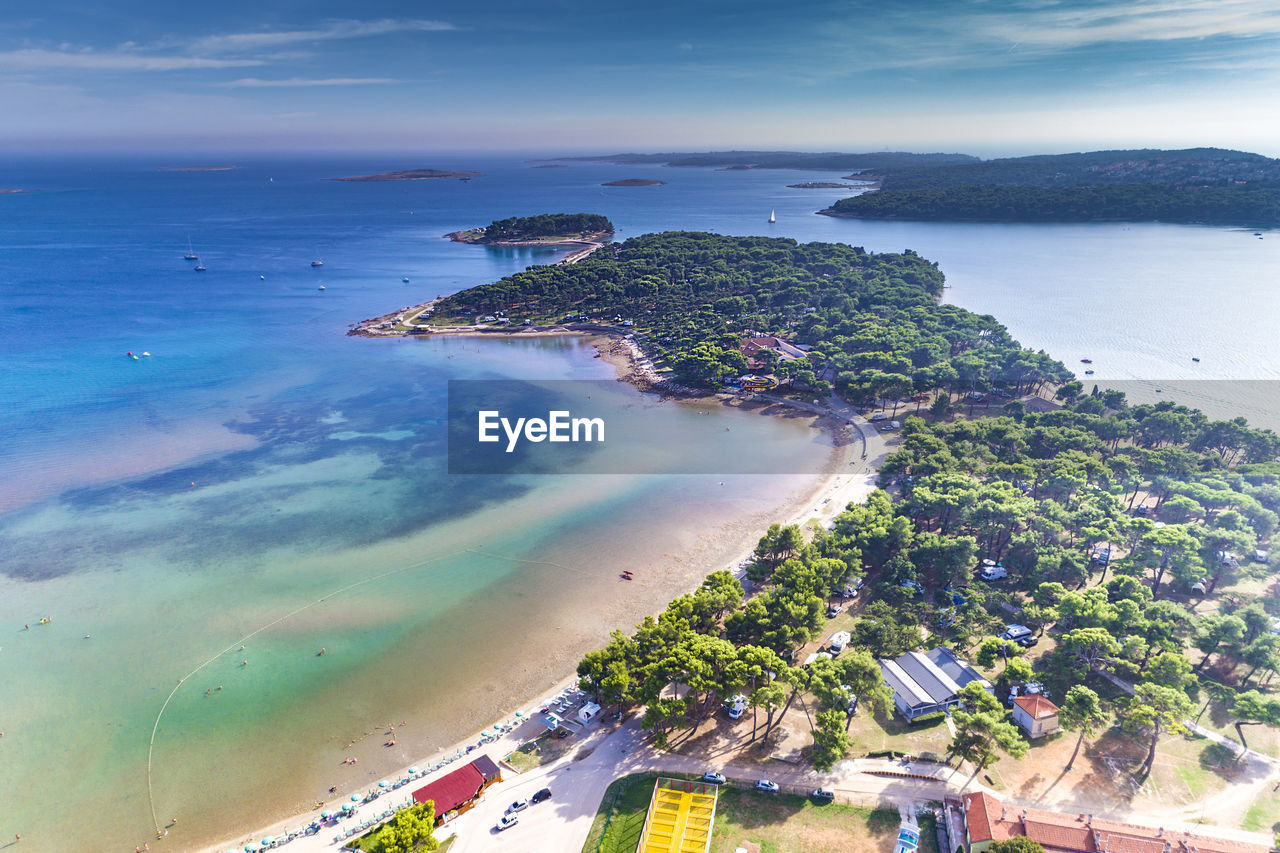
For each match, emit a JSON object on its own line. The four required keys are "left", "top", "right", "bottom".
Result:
{"left": 2, "top": 156, "right": 1278, "bottom": 851}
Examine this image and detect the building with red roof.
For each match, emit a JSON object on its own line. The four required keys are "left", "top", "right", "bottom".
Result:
{"left": 1011, "top": 693, "right": 1059, "bottom": 738}
{"left": 411, "top": 754, "right": 502, "bottom": 825}
{"left": 962, "top": 792, "right": 1270, "bottom": 853}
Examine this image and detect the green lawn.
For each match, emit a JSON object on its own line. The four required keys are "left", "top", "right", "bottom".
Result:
{"left": 582, "top": 773, "right": 940, "bottom": 853}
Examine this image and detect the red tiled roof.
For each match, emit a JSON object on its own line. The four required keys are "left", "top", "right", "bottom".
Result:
{"left": 964, "top": 793, "right": 1268, "bottom": 853}
{"left": 1024, "top": 819, "right": 1096, "bottom": 852}
{"left": 1013, "top": 694, "right": 1060, "bottom": 719}
{"left": 411, "top": 763, "right": 485, "bottom": 815}
{"left": 964, "top": 792, "right": 1000, "bottom": 843}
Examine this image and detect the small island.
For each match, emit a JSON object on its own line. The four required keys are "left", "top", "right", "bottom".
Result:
{"left": 787, "top": 182, "right": 860, "bottom": 189}
{"left": 157, "top": 165, "right": 239, "bottom": 171}
{"left": 602, "top": 178, "right": 665, "bottom": 187}
{"left": 331, "top": 169, "right": 484, "bottom": 182}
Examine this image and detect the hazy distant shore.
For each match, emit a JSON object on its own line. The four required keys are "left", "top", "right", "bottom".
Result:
{"left": 330, "top": 169, "right": 483, "bottom": 182}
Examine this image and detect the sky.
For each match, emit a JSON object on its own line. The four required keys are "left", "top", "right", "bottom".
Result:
{"left": 1, "top": 0, "right": 1279, "bottom": 156}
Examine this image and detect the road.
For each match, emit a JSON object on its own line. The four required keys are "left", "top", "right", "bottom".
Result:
{"left": 446, "top": 717, "right": 968, "bottom": 853}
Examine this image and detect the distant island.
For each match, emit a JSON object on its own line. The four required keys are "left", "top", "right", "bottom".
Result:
{"left": 787, "top": 182, "right": 861, "bottom": 189}
{"left": 157, "top": 165, "right": 239, "bottom": 172}
{"left": 446, "top": 214, "right": 613, "bottom": 263}
{"left": 331, "top": 169, "right": 484, "bottom": 182}
{"left": 821, "top": 148, "right": 1280, "bottom": 226}
{"left": 531, "top": 164, "right": 568, "bottom": 169}
{"left": 0, "top": 188, "right": 33, "bottom": 194}
{"left": 602, "top": 178, "right": 665, "bottom": 187}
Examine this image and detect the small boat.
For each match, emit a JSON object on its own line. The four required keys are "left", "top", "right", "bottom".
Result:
{"left": 402, "top": 277, "right": 410, "bottom": 283}
{"left": 1085, "top": 369, "right": 1094, "bottom": 375}
{"left": 184, "top": 238, "right": 197, "bottom": 260}
{"left": 1080, "top": 358, "right": 1092, "bottom": 364}
{"left": 194, "top": 260, "right": 206, "bottom": 271}
{"left": 260, "top": 275, "right": 265, "bottom": 280}
{"left": 768, "top": 209, "right": 776, "bottom": 223}
{"left": 142, "top": 351, "right": 151, "bottom": 357}
{"left": 311, "top": 260, "right": 324, "bottom": 267}
{"left": 1192, "top": 356, "right": 1200, "bottom": 362}
{"left": 318, "top": 285, "right": 326, "bottom": 291}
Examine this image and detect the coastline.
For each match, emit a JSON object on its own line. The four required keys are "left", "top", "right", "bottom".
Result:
{"left": 199, "top": 406, "right": 879, "bottom": 853}
{"left": 203, "top": 297, "right": 885, "bottom": 852}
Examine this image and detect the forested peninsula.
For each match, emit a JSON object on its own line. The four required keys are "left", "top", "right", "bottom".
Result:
{"left": 824, "top": 148, "right": 1280, "bottom": 226}
{"left": 447, "top": 212, "right": 613, "bottom": 245}
{"left": 433, "top": 231, "right": 1070, "bottom": 396}
{"left": 824, "top": 183, "right": 1280, "bottom": 226}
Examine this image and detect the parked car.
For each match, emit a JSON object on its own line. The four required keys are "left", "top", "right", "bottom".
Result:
{"left": 826, "top": 603, "right": 842, "bottom": 618}
{"left": 701, "top": 772, "right": 727, "bottom": 784}
{"left": 531, "top": 788, "right": 552, "bottom": 804}
{"left": 507, "top": 797, "right": 529, "bottom": 814}
{"left": 496, "top": 814, "right": 519, "bottom": 831}
{"left": 810, "top": 788, "right": 836, "bottom": 802}
{"left": 726, "top": 693, "right": 748, "bottom": 720}
{"left": 1016, "top": 634, "right": 1039, "bottom": 648}
{"left": 1091, "top": 546, "right": 1112, "bottom": 565}
{"left": 869, "top": 412, "right": 888, "bottom": 422}
{"left": 755, "top": 779, "right": 780, "bottom": 793}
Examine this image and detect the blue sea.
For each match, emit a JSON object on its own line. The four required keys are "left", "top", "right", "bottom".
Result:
{"left": 1, "top": 155, "right": 1277, "bottom": 851}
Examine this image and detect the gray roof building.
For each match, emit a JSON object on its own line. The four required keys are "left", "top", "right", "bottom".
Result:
{"left": 879, "top": 647, "right": 992, "bottom": 721}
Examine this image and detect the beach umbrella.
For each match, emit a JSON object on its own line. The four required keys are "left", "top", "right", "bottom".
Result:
{"left": 342, "top": 803, "right": 354, "bottom": 812}
{"left": 515, "top": 710, "right": 525, "bottom": 717}
{"left": 261, "top": 838, "right": 273, "bottom": 846}
{"left": 408, "top": 767, "right": 419, "bottom": 774}
{"left": 351, "top": 795, "right": 361, "bottom": 802}
{"left": 378, "top": 780, "right": 389, "bottom": 788}
{"left": 320, "top": 811, "right": 332, "bottom": 819}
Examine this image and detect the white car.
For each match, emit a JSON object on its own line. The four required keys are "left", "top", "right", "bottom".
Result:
{"left": 496, "top": 814, "right": 519, "bottom": 831}
{"left": 507, "top": 797, "right": 529, "bottom": 814}
{"left": 755, "top": 779, "right": 780, "bottom": 793}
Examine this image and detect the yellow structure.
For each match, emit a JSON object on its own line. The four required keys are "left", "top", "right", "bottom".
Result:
{"left": 638, "top": 777, "right": 718, "bottom": 853}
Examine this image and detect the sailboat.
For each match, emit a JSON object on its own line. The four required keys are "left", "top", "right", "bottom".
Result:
{"left": 194, "top": 259, "right": 206, "bottom": 272}
{"left": 768, "top": 210, "right": 776, "bottom": 223}
{"left": 184, "top": 238, "right": 198, "bottom": 261}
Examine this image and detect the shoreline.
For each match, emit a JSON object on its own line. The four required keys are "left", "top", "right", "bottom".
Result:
{"left": 200, "top": 420, "right": 877, "bottom": 853}
{"left": 204, "top": 316, "right": 884, "bottom": 852}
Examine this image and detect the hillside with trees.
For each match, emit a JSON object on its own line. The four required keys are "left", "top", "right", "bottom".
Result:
{"left": 435, "top": 231, "right": 1071, "bottom": 393}
{"left": 824, "top": 183, "right": 1280, "bottom": 226}
{"left": 871, "top": 148, "right": 1280, "bottom": 190}
{"left": 822, "top": 148, "right": 1280, "bottom": 226}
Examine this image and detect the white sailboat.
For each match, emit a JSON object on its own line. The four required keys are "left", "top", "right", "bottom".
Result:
{"left": 184, "top": 238, "right": 198, "bottom": 260}
{"left": 768, "top": 209, "right": 776, "bottom": 223}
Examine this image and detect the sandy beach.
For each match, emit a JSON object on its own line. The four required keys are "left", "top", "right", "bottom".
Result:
{"left": 197, "top": 376, "right": 887, "bottom": 851}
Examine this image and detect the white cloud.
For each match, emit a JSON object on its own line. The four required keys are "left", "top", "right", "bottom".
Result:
{"left": 978, "top": 0, "right": 1280, "bottom": 49}
{"left": 218, "top": 77, "right": 400, "bottom": 88}
{"left": 0, "top": 48, "right": 261, "bottom": 71}
{"left": 188, "top": 19, "right": 455, "bottom": 55}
